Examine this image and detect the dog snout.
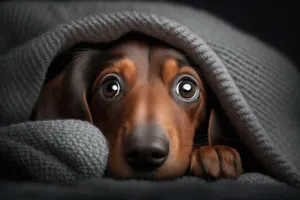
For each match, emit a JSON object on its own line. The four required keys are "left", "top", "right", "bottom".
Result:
{"left": 123, "top": 123, "right": 170, "bottom": 172}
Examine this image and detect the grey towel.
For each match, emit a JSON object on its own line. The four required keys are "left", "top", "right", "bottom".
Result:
{"left": 0, "top": 1, "right": 300, "bottom": 187}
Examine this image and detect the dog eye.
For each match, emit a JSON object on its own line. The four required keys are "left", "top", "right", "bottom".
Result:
{"left": 175, "top": 76, "right": 200, "bottom": 102}
{"left": 99, "top": 74, "right": 122, "bottom": 100}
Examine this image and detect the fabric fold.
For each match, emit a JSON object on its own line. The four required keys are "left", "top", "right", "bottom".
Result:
{"left": 0, "top": 120, "right": 108, "bottom": 185}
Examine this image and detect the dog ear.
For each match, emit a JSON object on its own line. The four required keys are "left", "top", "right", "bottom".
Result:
{"left": 33, "top": 67, "right": 92, "bottom": 122}
{"left": 207, "top": 106, "right": 268, "bottom": 174}
{"left": 32, "top": 49, "right": 101, "bottom": 122}
{"left": 207, "top": 106, "right": 238, "bottom": 146}
{"left": 207, "top": 108, "right": 222, "bottom": 146}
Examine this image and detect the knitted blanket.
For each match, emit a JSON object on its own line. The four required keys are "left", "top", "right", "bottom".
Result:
{"left": 0, "top": 1, "right": 300, "bottom": 187}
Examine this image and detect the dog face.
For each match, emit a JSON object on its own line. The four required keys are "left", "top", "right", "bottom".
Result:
{"left": 33, "top": 35, "right": 208, "bottom": 180}
{"left": 90, "top": 41, "right": 208, "bottom": 179}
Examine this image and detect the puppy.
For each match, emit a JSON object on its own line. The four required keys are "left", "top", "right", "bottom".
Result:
{"left": 32, "top": 33, "right": 243, "bottom": 180}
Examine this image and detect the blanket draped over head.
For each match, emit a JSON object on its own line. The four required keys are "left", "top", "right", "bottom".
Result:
{"left": 0, "top": 1, "right": 300, "bottom": 187}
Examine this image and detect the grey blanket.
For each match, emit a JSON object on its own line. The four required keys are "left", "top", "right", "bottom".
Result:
{"left": 2, "top": 178, "right": 300, "bottom": 200}
{"left": 0, "top": 1, "right": 300, "bottom": 187}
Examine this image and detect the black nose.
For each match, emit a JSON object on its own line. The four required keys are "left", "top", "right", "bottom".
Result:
{"left": 123, "top": 124, "right": 170, "bottom": 172}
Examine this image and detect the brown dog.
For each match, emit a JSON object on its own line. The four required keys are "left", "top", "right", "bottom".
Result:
{"left": 32, "top": 33, "right": 243, "bottom": 180}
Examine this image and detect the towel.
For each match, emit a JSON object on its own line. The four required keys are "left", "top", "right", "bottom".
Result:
{"left": 0, "top": 1, "right": 300, "bottom": 187}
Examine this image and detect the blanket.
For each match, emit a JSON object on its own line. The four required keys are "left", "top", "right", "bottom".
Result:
{"left": 1, "top": 178, "right": 300, "bottom": 200}
{"left": 0, "top": 1, "right": 300, "bottom": 187}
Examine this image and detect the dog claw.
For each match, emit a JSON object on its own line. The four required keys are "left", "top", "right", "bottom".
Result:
{"left": 190, "top": 145, "right": 243, "bottom": 180}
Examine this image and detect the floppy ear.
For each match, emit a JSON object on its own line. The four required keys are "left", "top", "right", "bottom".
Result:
{"left": 207, "top": 109, "right": 222, "bottom": 146}
{"left": 33, "top": 65, "right": 93, "bottom": 122}
{"left": 207, "top": 107, "right": 269, "bottom": 174}
{"left": 31, "top": 48, "right": 103, "bottom": 122}
{"left": 207, "top": 107, "right": 237, "bottom": 146}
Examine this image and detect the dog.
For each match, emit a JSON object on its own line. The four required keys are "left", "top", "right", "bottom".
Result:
{"left": 31, "top": 33, "right": 244, "bottom": 181}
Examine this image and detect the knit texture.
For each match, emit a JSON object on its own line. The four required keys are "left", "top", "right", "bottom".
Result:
{"left": 0, "top": 1, "right": 300, "bottom": 186}
{"left": 0, "top": 120, "right": 108, "bottom": 185}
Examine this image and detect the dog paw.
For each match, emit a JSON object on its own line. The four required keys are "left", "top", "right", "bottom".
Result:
{"left": 190, "top": 145, "right": 243, "bottom": 180}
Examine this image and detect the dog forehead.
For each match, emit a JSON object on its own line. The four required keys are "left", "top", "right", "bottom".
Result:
{"left": 111, "top": 40, "right": 185, "bottom": 77}
{"left": 112, "top": 40, "right": 149, "bottom": 61}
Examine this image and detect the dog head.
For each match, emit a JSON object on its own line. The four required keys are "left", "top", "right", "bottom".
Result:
{"left": 33, "top": 34, "right": 215, "bottom": 180}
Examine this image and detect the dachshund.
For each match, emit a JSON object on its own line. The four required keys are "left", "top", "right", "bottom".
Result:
{"left": 31, "top": 33, "right": 245, "bottom": 181}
